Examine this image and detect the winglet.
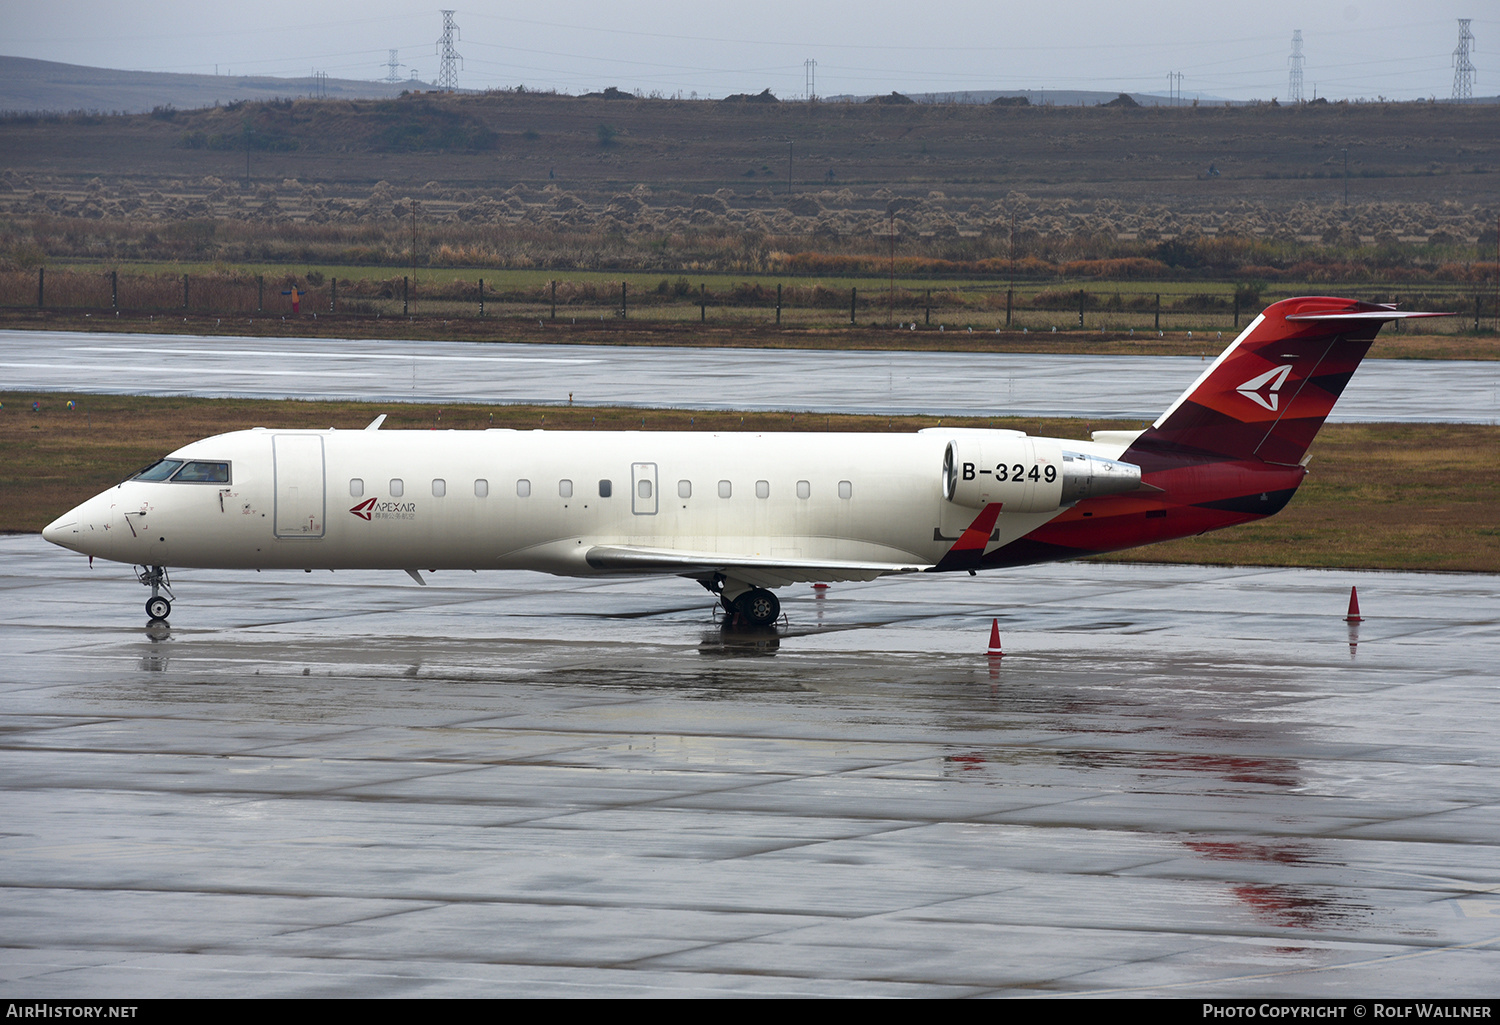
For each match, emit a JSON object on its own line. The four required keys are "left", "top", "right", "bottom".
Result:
{"left": 365, "top": 414, "right": 387, "bottom": 432}
{"left": 933, "top": 503, "right": 1002, "bottom": 572}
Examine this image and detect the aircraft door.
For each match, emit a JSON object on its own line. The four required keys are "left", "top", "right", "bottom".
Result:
{"left": 631, "top": 462, "right": 658, "bottom": 515}
{"left": 273, "top": 434, "right": 326, "bottom": 538}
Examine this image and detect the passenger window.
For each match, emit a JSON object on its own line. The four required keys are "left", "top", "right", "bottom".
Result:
{"left": 598, "top": 479, "right": 613, "bottom": 498}
{"left": 350, "top": 478, "right": 364, "bottom": 498}
{"left": 678, "top": 480, "right": 692, "bottom": 499}
{"left": 390, "top": 478, "right": 404, "bottom": 497}
{"left": 475, "top": 479, "right": 489, "bottom": 497}
{"left": 638, "top": 479, "right": 652, "bottom": 499}
{"left": 755, "top": 480, "right": 769, "bottom": 499}
{"left": 431, "top": 479, "right": 446, "bottom": 497}
{"left": 514, "top": 479, "right": 529, "bottom": 497}
{"left": 559, "top": 479, "right": 573, "bottom": 498}
{"left": 718, "top": 480, "right": 732, "bottom": 499}
{"left": 838, "top": 480, "right": 852, "bottom": 499}
{"left": 797, "top": 480, "right": 810, "bottom": 499}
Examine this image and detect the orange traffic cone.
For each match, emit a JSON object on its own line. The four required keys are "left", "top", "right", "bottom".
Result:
{"left": 1345, "top": 586, "right": 1363, "bottom": 623}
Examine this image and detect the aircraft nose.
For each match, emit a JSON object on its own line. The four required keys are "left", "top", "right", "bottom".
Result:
{"left": 42, "top": 510, "right": 82, "bottom": 550}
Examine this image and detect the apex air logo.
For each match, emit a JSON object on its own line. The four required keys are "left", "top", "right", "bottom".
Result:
{"left": 1236, "top": 365, "right": 1294, "bottom": 411}
{"left": 350, "top": 498, "right": 417, "bottom": 521}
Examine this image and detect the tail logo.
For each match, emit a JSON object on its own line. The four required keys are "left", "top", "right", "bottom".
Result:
{"left": 350, "top": 498, "right": 377, "bottom": 520}
{"left": 1236, "top": 365, "right": 1294, "bottom": 411}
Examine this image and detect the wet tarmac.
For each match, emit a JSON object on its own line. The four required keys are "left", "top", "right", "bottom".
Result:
{"left": 5, "top": 533, "right": 1500, "bottom": 997}
{"left": 5, "top": 329, "right": 1498, "bottom": 423}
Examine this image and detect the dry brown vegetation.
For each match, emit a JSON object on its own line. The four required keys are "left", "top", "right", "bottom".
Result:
{"left": 2, "top": 94, "right": 1497, "bottom": 287}
{"left": 5, "top": 392, "right": 1496, "bottom": 572}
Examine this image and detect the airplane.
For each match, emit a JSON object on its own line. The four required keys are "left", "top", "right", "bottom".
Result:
{"left": 42, "top": 296, "right": 1444, "bottom": 626}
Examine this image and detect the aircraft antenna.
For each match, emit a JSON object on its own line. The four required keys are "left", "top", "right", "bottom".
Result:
{"left": 384, "top": 49, "right": 404, "bottom": 84}
{"left": 1288, "top": 30, "right": 1304, "bottom": 104}
{"left": 436, "top": 10, "right": 462, "bottom": 92}
{"left": 1452, "top": 19, "right": 1475, "bottom": 103}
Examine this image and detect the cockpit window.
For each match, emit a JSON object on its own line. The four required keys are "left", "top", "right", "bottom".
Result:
{"left": 174, "top": 461, "right": 230, "bottom": 483}
{"left": 133, "top": 459, "right": 184, "bottom": 482}
{"left": 130, "top": 459, "right": 230, "bottom": 483}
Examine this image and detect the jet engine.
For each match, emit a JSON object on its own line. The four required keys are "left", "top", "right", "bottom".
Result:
{"left": 941, "top": 437, "right": 1141, "bottom": 513}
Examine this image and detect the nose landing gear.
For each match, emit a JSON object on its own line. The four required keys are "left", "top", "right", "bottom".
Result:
{"left": 136, "top": 565, "right": 173, "bottom": 622}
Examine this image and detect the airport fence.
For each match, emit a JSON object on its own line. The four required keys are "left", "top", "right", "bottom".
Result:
{"left": 2, "top": 268, "right": 1494, "bottom": 335}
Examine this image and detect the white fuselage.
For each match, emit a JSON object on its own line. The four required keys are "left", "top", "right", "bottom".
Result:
{"left": 46, "top": 427, "right": 1119, "bottom": 584}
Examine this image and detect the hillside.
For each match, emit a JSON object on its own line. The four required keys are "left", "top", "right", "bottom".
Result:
{"left": 0, "top": 55, "right": 421, "bottom": 116}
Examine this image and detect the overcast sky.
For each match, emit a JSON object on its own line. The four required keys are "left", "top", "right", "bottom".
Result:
{"left": 2, "top": 2, "right": 1493, "bottom": 102}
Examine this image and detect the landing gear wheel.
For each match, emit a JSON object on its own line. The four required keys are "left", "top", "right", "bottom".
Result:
{"left": 145, "top": 596, "right": 171, "bottom": 621}
{"left": 735, "top": 588, "right": 780, "bottom": 627}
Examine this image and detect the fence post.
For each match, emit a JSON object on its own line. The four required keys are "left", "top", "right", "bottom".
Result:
{"left": 925, "top": 289, "right": 931, "bottom": 326}
{"left": 477, "top": 278, "right": 483, "bottom": 318}
{"left": 37, "top": 267, "right": 43, "bottom": 308}
{"left": 776, "top": 283, "right": 782, "bottom": 326}
{"left": 257, "top": 275, "right": 263, "bottom": 313}
{"left": 700, "top": 283, "right": 706, "bottom": 323}
{"left": 330, "top": 278, "right": 337, "bottom": 313}
{"left": 1006, "top": 289, "right": 1012, "bottom": 328}
{"left": 1477, "top": 295, "right": 1482, "bottom": 333}
{"left": 1154, "top": 293, "right": 1161, "bottom": 332}
{"left": 111, "top": 270, "right": 118, "bottom": 309}
{"left": 1232, "top": 291, "right": 1239, "bottom": 329}
{"left": 621, "top": 281, "right": 627, "bottom": 319}
{"left": 403, "top": 276, "right": 409, "bottom": 316}
{"left": 550, "top": 280, "right": 557, "bottom": 320}
{"left": 183, "top": 274, "right": 189, "bottom": 310}
{"left": 1078, "top": 289, "right": 1085, "bottom": 329}
{"left": 850, "top": 287, "right": 856, "bottom": 325}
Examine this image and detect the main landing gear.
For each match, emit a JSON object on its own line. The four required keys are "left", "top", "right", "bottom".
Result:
{"left": 703, "top": 576, "right": 782, "bottom": 628}
{"left": 137, "top": 565, "right": 173, "bottom": 622}
{"left": 732, "top": 588, "right": 781, "bottom": 627}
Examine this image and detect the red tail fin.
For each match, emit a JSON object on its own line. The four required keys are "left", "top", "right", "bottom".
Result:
{"left": 1125, "top": 297, "right": 1444, "bottom": 470}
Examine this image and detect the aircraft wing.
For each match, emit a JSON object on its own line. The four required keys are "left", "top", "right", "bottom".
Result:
{"left": 584, "top": 545, "right": 929, "bottom": 588}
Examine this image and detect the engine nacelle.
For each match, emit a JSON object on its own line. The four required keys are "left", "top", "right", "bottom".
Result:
{"left": 942, "top": 436, "right": 1141, "bottom": 513}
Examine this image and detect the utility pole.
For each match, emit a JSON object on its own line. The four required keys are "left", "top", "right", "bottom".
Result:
{"left": 436, "top": 10, "right": 462, "bottom": 91}
{"left": 787, "top": 141, "right": 794, "bottom": 196}
{"left": 384, "top": 50, "right": 404, "bottom": 84}
{"left": 1166, "top": 72, "right": 1183, "bottom": 106}
{"left": 805, "top": 59, "right": 817, "bottom": 102}
{"left": 1288, "top": 30, "right": 1304, "bottom": 103}
{"left": 888, "top": 211, "right": 896, "bottom": 328}
{"left": 1453, "top": 19, "right": 1475, "bottom": 103}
